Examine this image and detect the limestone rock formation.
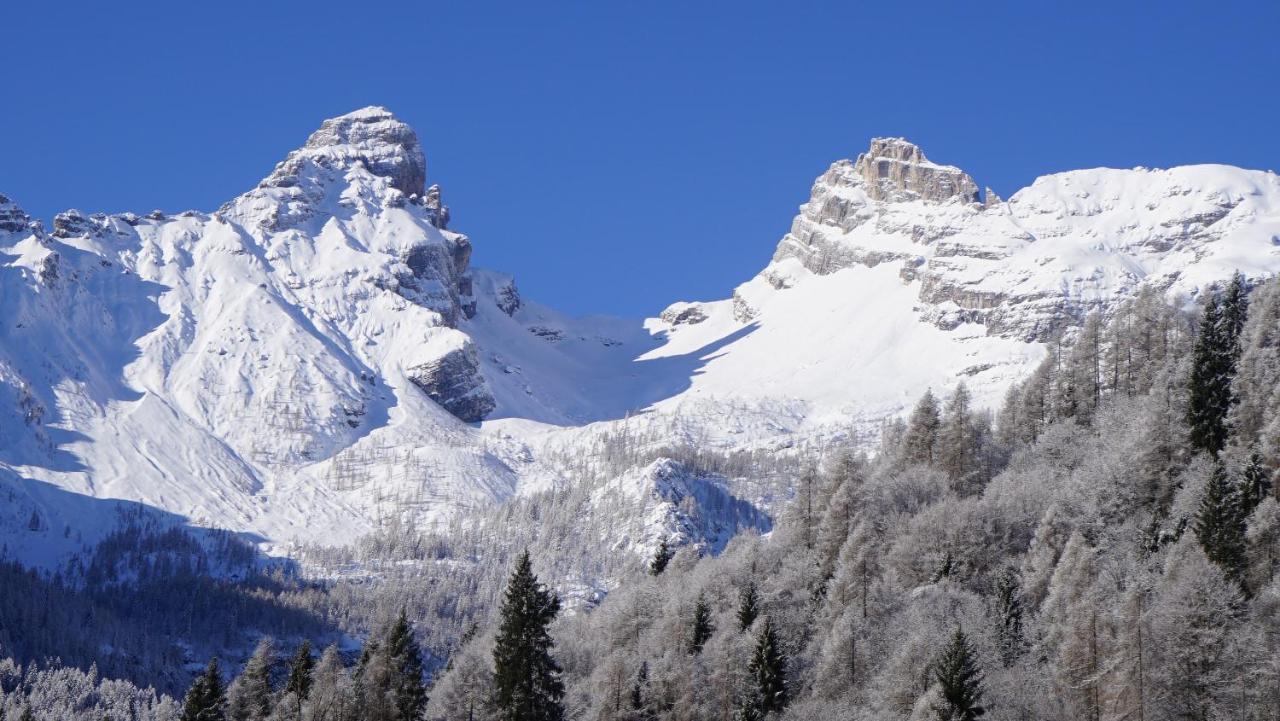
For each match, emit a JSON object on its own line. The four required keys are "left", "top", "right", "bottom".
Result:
{"left": 262, "top": 105, "right": 426, "bottom": 197}
{"left": 406, "top": 343, "right": 496, "bottom": 423}
{"left": 761, "top": 138, "right": 1280, "bottom": 341}
{"left": 659, "top": 302, "right": 709, "bottom": 326}
{"left": 852, "top": 137, "right": 980, "bottom": 204}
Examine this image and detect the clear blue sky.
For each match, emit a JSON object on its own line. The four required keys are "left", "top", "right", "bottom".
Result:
{"left": 3, "top": 1, "right": 1277, "bottom": 316}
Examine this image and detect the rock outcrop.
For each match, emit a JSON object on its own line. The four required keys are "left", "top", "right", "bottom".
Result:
{"left": 659, "top": 302, "right": 708, "bottom": 326}
{"left": 852, "top": 138, "right": 980, "bottom": 204}
{"left": 759, "top": 138, "right": 1280, "bottom": 342}
{"left": 0, "top": 195, "right": 33, "bottom": 234}
{"left": 262, "top": 106, "right": 426, "bottom": 197}
{"left": 406, "top": 343, "right": 496, "bottom": 423}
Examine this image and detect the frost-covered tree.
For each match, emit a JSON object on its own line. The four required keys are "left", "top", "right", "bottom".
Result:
{"left": 1229, "top": 276, "right": 1280, "bottom": 446}
{"left": 1148, "top": 540, "right": 1244, "bottom": 721}
{"left": 227, "top": 637, "right": 274, "bottom": 721}
{"left": 304, "top": 645, "right": 351, "bottom": 721}
{"left": 901, "top": 389, "right": 942, "bottom": 466}
{"left": 937, "top": 384, "right": 980, "bottom": 493}
{"left": 737, "top": 581, "right": 760, "bottom": 632}
{"left": 282, "top": 641, "right": 314, "bottom": 721}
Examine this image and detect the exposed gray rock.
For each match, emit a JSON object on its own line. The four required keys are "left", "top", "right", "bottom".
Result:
{"left": 852, "top": 138, "right": 980, "bottom": 204}
{"left": 732, "top": 290, "right": 758, "bottom": 322}
{"left": 395, "top": 232, "right": 476, "bottom": 326}
{"left": 759, "top": 139, "right": 1279, "bottom": 344}
{"left": 52, "top": 210, "right": 99, "bottom": 239}
{"left": 424, "top": 184, "right": 450, "bottom": 230}
{"left": 983, "top": 187, "right": 1004, "bottom": 208}
{"left": 406, "top": 343, "right": 496, "bottom": 422}
{"left": 659, "top": 302, "right": 708, "bottom": 325}
{"left": 528, "top": 326, "right": 564, "bottom": 342}
{"left": 262, "top": 106, "right": 426, "bottom": 197}
{"left": 38, "top": 253, "right": 60, "bottom": 287}
{"left": 0, "top": 194, "right": 33, "bottom": 234}
{"left": 493, "top": 277, "right": 521, "bottom": 316}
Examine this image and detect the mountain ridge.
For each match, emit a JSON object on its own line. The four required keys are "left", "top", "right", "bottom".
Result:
{"left": 1, "top": 106, "right": 1278, "bottom": 569}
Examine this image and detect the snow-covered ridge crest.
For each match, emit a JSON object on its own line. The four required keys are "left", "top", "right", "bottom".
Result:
{"left": 763, "top": 138, "right": 1280, "bottom": 340}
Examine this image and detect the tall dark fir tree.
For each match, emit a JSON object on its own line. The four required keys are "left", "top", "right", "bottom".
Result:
{"left": 1188, "top": 275, "right": 1249, "bottom": 456}
{"left": 386, "top": 610, "right": 429, "bottom": 721}
{"left": 182, "top": 657, "right": 228, "bottom": 721}
{"left": 689, "top": 592, "right": 714, "bottom": 654}
{"left": 492, "top": 551, "right": 565, "bottom": 721}
{"left": 742, "top": 615, "right": 788, "bottom": 717}
{"left": 649, "top": 538, "right": 674, "bottom": 576}
{"left": 737, "top": 581, "right": 761, "bottom": 632}
{"left": 933, "top": 628, "right": 986, "bottom": 721}
{"left": 992, "top": 567, "right": 1027, "bottom": 667}
{"left": 1194, "top": 462, "right": 1248, "bottom": 586}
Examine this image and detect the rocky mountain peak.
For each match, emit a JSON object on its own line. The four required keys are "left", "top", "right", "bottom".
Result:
{"left": 259, "top": 106, "right": 427, "bottom": 197}
{"left": 851, "top": 137, "right": 980, "bottom": 204}
{"left": 0, "top": 194, "right": 34, "bottom": 234}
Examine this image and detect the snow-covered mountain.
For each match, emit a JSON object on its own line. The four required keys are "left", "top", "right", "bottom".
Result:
{"left": 2, "top": 107, "right": 1278, "bottom": 566}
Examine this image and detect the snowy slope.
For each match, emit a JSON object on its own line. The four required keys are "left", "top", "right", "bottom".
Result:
{"left": 1, "top": 110, "right": 1279, "bottom": 567}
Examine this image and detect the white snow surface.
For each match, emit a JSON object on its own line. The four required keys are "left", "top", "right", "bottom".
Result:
{"left": 1, "top": 110, "right": 1279, "bottom": 566}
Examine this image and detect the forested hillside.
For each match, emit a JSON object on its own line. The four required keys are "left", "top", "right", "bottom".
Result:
{"left": 428, "top": 273, "right": 1280, "bottom": 721}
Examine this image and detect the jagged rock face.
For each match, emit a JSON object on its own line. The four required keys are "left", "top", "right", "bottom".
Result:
{"left": 423, "top": 184, "right": 450, "bottom": 230}
{"left": 771, "top": 140, "right": 984, "bottom": 277}
{"left": 263, "top": 106, "right": 426, "bottom": 197}
{"left": 406, "top": 343, "right": 496, "bottom": 422}
{"left": 764, "top": 138, "right": 1280, "bottom": 341}
{"left": 853, "top": 138, "right": 980, "bottom": 204}
{"left": 659, "top": 302, "right": 708, "bottom": 325}
{"left": 0, "top": 195, "right": 33, "bottom": 234}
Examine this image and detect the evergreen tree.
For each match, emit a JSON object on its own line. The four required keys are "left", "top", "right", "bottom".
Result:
{"left": 1188, "top": 279, "right": 1248, "bottom": 456}
{"left": 689, "top": 592, "right": 714, "bottom": 654}
{"left": 492, "top": 551, "right": 565, "bottom": 721}
{"left": 629, "top": 661, "right": 654, "bottom": 720}
{"left": 353, "top": 613, "right": 427, "bottom": 721}
{"left": 901, "top": 390, "right": 942, "bottom": 466}
{"left": 385, "top": 610, "right": 428, "bottom": 721}
{"left": 932, "top": 628, "right": 986, "bottom": 721}
{"left": 1221, "top": 272, "right": 1250, "bottom": 352}
{"left": 1240, "top": 450, "right": 1271, "bottom": 517}
{"left": 182, "top": 658, "right": 227, "bottom": 721}
{"left": 1188, "top": 289, "right": 1226, "bottom": 454}
{"left": 284, "top": 640, "right": 314, "bottom": 720}
{"left": 992, "top": 567, "right": 1027, "bottom": 667}
{"left": 737, "top": 581, "right": 760, "bottom": 632}
{"left": 1194, "top": 463, "right": 1248, "bottom": 586}
{"left": 649, "top": 538, "right": 673, "bottom": 577}
{"left": 744, "top": 616, "right": 787, "bottom": 716}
